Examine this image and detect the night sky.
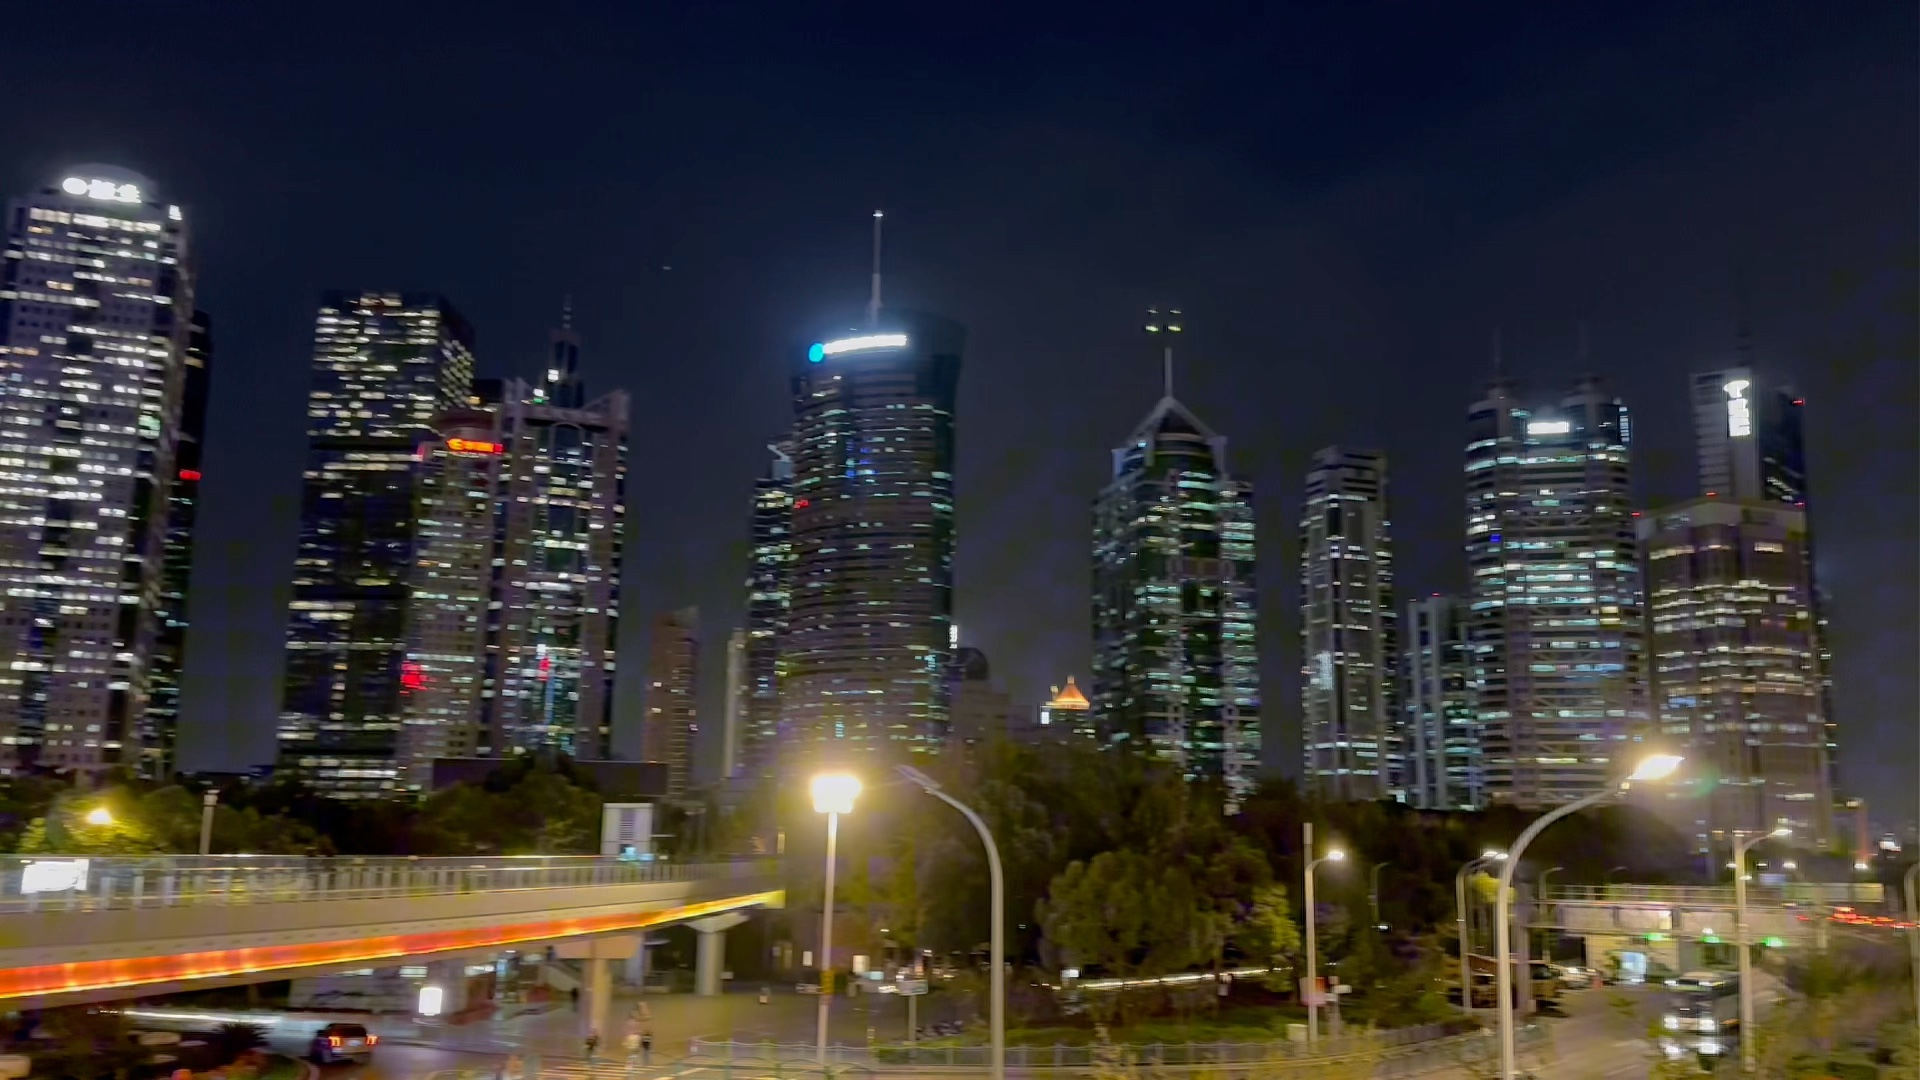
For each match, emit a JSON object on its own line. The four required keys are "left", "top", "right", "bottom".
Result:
{"left": 2, "top": 2, "right": 1912, "bottom": 819}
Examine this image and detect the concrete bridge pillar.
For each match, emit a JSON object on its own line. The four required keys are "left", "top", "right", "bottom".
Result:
{"left": 688, "top": 912, "right": 749, "bottom": 996}
{"left": 554, "top": 936, "right": 640, "bottom": 1042}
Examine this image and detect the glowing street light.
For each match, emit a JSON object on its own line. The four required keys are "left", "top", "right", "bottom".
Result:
{"left": 809, "top": 773, "right": 860, "bottom": 1064}
{"left": 83, "top": 807, "right": 113, "bottom": 827}
{"left": 1495, "top": 753, "right": 1684, "bottom": 1079}
{"left": 1732, "top": 825, "right": 1793, "bottom": 1072}
{"left": 1302, "top": 825, "right": 1345, "bottom": 1044}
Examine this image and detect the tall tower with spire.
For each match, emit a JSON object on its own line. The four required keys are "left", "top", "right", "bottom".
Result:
{"left": 1091, "top": 310, "right": 1259, "bottom": 809}
{"left": 780, "top": 216, "right": 965, "bottom": 766}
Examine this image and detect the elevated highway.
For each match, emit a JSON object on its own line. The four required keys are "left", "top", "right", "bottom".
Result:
{"left": 0, "top": 855, "right": 782, "bottom": 1012}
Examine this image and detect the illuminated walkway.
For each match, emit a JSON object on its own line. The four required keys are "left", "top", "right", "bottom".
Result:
{"left": 0, "top": 855, "right": 782, "bottom": 1013}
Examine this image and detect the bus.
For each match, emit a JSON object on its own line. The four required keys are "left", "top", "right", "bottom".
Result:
{"left": 1661, "top": 970, "right": 1740, "bottom": 1061}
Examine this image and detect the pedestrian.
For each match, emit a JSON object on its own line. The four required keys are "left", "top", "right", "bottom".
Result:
{"left": 584, "top": 1029, "right": 599, "bottom": 1062}
{"left": 569, "top": 986, "right": 579, "bottom": 1010}
{"left": 640, "top": 1029, "right": 652, "bottom": 1066}
{"left": 758, "top": 984, "right": 771, "bottom": 1005}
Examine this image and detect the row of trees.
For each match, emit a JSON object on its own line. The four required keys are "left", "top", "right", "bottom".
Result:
{"left": 0, "top": 755, "right": 607, "bottom": 858}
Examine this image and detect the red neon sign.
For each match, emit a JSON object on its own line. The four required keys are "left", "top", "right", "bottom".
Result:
{"left": 446, "top": 437, "right": 504, "bottom": 456}
{"left": 178, "top": 469, "right": 202, "bottom": 482}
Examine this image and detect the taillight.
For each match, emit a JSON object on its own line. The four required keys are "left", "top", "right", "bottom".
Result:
{"left": 329, "top": 1036, "right": 343, "bottom": 1047}
{"left": 366, "top": 1035, "right": 378, "bottom": 1045}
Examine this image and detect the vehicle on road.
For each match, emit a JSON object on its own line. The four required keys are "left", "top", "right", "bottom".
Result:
{"left": 1554, "top": 964, "right": 1600, "bottom": 988}
{"left": 309, "top": 1022, "right": 376, "bottom": 1064}
{"left": 1660, "top": 970, "right": 1740, "bottom": 1063}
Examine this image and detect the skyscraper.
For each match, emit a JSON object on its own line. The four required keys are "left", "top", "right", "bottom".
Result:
{"left": 278, "top": 292, "right": 475, "bottom": 797}
{"left": 397, "top": 403, "right": 503, "bottom": 775}
{"left": 643, "top": 607, "right": 698, "bottom": 796}
{"left": 721, "top": 628, "right": 747, "bottom": 779}
{"left": 0, "top": 168, "right": 194, "bottom": 774}
{"left": 1641, "top": 497, "right": 1830, "bottom": 843}
{"left": 1299, "top": 446, "right": 1397, "bottom": 801}
{"left": 741, "top": 441, "right": 794, "bottom": 776}
{"left": 1403, "top": 594, "right": 1478, "bottom": 810}
{"left": 783, "top": 314, "right": 963, "bottom": 763}
{"left": 1464, "top": 374, "right": 1646, "bottom": 807}
{"left": 486, "top": 356, "right": 627, "bottom": 760}
{"left": 147, "top": 310, "right": 213, "bottom": 778}
{"left": 1092, "top": 334, "right": 1259, "bottom": 808}
{"left": 1689, "top": 364, "right": 1835, "bottom": 799}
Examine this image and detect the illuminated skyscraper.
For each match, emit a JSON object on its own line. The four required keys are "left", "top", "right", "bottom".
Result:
{"left": 278, "top": 292, "right": 475, "bottom": 797}
{"left": 486, "top": 351, "right": 627, "bottom": 760}
{"left": 1091, "top": 334, "right": 1259, "bottom": 808}
{"left": 784, "top": 316, "right": 963, "bottom": 763}
{"left": 741, "top": 441, "right": 794, "bottom": 776}
{"left": 643, "top": 606, "right": 698, "bottom": 796}
{"left": 0, "top": 168, "right": 194, "bottom": 774}
{"left": 1299, "top": 446, "right": 1397, "bottom": 802}
{"left": 1689, "top": 364, "right": 1835, "bottom": 799}
{"left": 146, "top": 310, "right": 213, "bottom": 777}
{"left": 1402, "top": 594, "right": 1478, "bottom": 810}
{"left": 1464, "top": 375, "right": 1645, "bottom": 807}
{"left": 1641, "top": 497, "right": 1830, "bottom": 843}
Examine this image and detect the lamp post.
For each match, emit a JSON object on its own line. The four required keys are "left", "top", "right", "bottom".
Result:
{"left": 1905, "top": 863, "right": 1919, "bottom": 1051}
{"left": 1302, "top": 822, "right": 1345, "bottom": 1045}
{"left": 1495, "top": 754, "right": 1682, "bottom": 1080}
{"left": 898, "top": 766, "right": 1003, "bottom": 1080}
{"left": 1369, "top": 861, "right": 1391, "bottom": 930}
{"left": 1456, "top": 851, "right": 1506, "bottom": 1017}
{"left": 198, "top": 791, "right": 217, "bottom": 857}
{"left": 810, "top": 773, "right": 860, "bottom": 1066}
{"left": 1732, "top": 826, "right": 1791, "bottom": 1073}
{"left": 1537, "top": 867, "right": 1563, "bottom": 962}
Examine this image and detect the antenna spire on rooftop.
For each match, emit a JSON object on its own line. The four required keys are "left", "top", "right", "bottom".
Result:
{"left": 867, "top": 210, "right": 884, "bottom": 327}
{"left": 561, "top": 294, "right": 574, "bottom": 331}
{"left": 1145, "top": 306, "right": 1184, "bottom": 398}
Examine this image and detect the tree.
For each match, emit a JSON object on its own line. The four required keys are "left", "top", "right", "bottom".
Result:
{"left": 417, "top": 763, "right": 601, "bottom": 855}
{"left": 1234, "top": 882, "right": 1302, "bottom": 989}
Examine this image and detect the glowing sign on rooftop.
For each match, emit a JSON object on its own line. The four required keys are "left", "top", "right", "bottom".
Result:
{"left": 1724, "top": 379, "right": 1752, "bottom": 437}
{"left": 809, "top": 333, "right": 909, "bottom": 361}
{"left": 1526, "top": 420, "right": 1571, "bottom": 436}
{"left": 446, "top": 437, "right": 504, "bottom": 456}
{"left": 61, "top": 177, "right": 142, "bottom": 203}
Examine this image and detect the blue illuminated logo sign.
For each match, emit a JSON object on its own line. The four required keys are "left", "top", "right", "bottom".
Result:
{"left": 810, "top": 334, "right": 908, "bottom": 362}
{"left": 808, "top": 342, "right": 826, "bottom": 363}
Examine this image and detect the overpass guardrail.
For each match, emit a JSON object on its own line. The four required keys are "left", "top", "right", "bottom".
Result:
{"left": 1543, "top": 882, "right": 1884, "bottom": 907}
{"left": 0, "top": 854, "right": 779, "bottom": 913}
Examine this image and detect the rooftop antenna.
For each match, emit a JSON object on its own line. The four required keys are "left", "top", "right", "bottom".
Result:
{"left": 1145, "top": 307, "right": 1184, "bottom": 398}
{"left": 561, "top": 294, "right": 574, "bottom": 331}
{"left": 867, "top": 210, "right": 884, "bottom": 327}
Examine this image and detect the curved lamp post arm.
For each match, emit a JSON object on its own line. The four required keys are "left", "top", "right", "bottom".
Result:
{"left": 900, "top": 767, "right": 1004, "bottom": 1080}
{"left": 1497, "top": 788, "right": 1612, "bottom": 1078}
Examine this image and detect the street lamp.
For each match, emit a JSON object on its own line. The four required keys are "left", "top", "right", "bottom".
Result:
{"left": 1536, "top": 867, "right": 1563, "bottom": 962}
{"left": 810, "top": 773, "right": 860, "bottom": 1065}
{"left": 898, "top": 765, "right": 1004, "bottom": 1080}
{"left": 1457, "top": 850, "right": 1507, "bottom": 1017}
{"left": 1732, "top": 825, "right": 1791, "bottom": 1072}
{"left": 199, "top": 791, "right": 218, "bottom": 857}
{"left": 1495, "top": 753, "right": 1682, "bottom": 1080}
{"left": 1604, "top": 865, "right": 1629, "bottom": 885}
{"left": 83, "top": 806, "right": 113, "bottom": 827}
{"left": 1302, "top": 823, "right": 1345, "bottom": 1044}
{"left": 1369, "top": 862, "right": 1391, "bottom": 930}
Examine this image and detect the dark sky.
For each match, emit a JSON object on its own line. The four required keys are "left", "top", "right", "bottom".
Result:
{"left": 2, "top": 2, "right": 1913, "bottom": 820}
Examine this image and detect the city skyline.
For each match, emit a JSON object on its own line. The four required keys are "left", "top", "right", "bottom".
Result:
{"left": 0, "top": 3, "right": 1907, "bottom": 817}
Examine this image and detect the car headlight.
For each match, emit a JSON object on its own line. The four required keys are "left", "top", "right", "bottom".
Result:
{"left": 1699, "top": 1019, "right": 1717, "bottom": 1032}
{"left": 1663, "top": 1016, "right": 1679, "bottom": 1030}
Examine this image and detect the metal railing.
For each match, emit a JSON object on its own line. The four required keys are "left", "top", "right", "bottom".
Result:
{"left": 0, "top": 854, "right": 778, "bottom": 913}
{"left": 690, "top": 1023, "right": 1453, "bottom": 1067}
{"left": 1544, "top": 882, "right": 1885, "bottom": 907}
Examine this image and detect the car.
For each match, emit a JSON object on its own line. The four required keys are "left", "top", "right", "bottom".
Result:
{"left": 1556, "top": 964, "right": 1599, "bottom": 988}
{"left": 309, "top": 1022, "right": 377, "bottom": 1064}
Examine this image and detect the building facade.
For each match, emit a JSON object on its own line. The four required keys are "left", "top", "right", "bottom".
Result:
{"left": 0, "top": 169, "right": 194, "bottom": 774}
{"left": 1464, "top": 375, "right": 1646, "bottom": 807}
{"left": 1641, "top": 497, "right": 1830, "bottom": 843}
{"left": 643, "top": 607, "right": 698, "bottom": 796}
{"left": 486, "top": 370, "right": 627, "bottom": 761}
{"left": 146, "top": 310, "right": 212, "bottom": 777}
{"left": 721, "top": 627, "right": 747, "bottom": 779}
{"left": 278, "top": 292, "right": 475, "bottom": 797}
{"left": 1403, "top": 594, "right": 1478, "bottom": 810}
{"left": 741, "top": 442, "right": 794, "bottom": 777}
{"left": 1092, "top": 390, "right": 1259, "bottom": 807}
{"left": 1299, "top": 446, "right": 1397, "bottom": 801}
{"left": 783, "top": 317, "right": 963, "bottom": 764}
